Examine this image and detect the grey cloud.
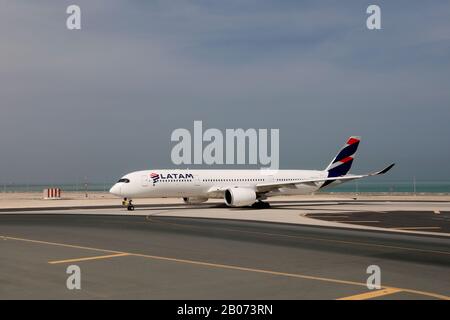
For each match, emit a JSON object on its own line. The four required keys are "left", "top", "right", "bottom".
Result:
{"left": 0, "top": 0, "right": 449, "bottom": 184}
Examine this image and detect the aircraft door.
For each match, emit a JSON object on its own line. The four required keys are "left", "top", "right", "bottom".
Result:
{"left": 261, "top": 171, "right": 276, "bottom": 183}
{"left": 194, "top": 175, "right": 201, "bottom": 186}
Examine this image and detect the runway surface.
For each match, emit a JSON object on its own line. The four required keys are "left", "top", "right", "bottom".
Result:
{"left": 0, "top": 213, "right": 449, "bottom": 299}
{"left": 306, "top": 211, "right": 450, "bottom": 233}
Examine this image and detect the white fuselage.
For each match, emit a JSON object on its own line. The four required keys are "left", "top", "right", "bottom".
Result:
{"left": 108, "top": 136, "right": 393, "bottom": 207}
{"left": 109, "top": 169, "right": 329, "bottom": 199}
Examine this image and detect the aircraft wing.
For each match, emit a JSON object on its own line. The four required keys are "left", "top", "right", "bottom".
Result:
{"left": 255, "top": 163, "right": 395, "bottom": 194}
{"left": 206, "top": 186, "right": 229, "bottom": 198}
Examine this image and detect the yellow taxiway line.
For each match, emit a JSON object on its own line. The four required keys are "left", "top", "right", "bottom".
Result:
{"left": 1, "top": 235, "right": 122, "bottom": 254}
{"left": 48, "top": 253, "right": 130, "bottom": 264}
{"left": 337, "top": 288, "right": 403, "bottom": 300}
{"left": 2, "top": 234, "right": 449, "bottom": 300}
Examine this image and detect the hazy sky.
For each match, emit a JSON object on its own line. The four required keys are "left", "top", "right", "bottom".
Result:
{"left": 1, "top": 0, "right": 449, "bottom": 184}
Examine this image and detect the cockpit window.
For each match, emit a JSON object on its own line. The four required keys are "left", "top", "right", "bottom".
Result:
{"left": 117, "top": 178, "right": 130, "bottom": 183}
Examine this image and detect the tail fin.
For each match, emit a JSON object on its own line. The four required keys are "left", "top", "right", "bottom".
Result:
{"left": 325, "top": 136, "right": 361, "bottom": 177}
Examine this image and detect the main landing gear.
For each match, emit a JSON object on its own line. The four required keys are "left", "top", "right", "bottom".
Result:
{"left": 251, "top": 200, "right": 271, "bottom": 209}
{"left": 122, "top": 198, "right": 135, "bottom": 211}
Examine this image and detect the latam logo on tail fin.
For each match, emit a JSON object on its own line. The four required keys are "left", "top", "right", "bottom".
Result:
{"left": 332, "top": 137, "right": 360, "bottom": 165}
{"left": 322, "top": 136, "right": 361, "bottom": 188}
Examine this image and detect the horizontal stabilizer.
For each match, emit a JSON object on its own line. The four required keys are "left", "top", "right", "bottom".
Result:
{"left": 255, "top": 163, "right": 396, "bottom": 193}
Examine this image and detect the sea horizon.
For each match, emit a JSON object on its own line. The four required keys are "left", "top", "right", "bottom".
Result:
{"left": 1, "top": 180, "right": 449, "bottom": 194}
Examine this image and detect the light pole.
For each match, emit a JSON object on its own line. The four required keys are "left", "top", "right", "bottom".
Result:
{"left": 413, "top": 176, "right": 416, "bottom": 195}
{"left": 84, "top": 176, "right": 88, "bottom": 198}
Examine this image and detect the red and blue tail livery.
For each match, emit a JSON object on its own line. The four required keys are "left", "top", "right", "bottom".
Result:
{"left": 322, "top": 136, "right": 361, "bottom": 187}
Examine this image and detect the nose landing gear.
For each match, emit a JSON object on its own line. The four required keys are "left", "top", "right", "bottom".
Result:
{"left": 122, "top": 198, "right": 135, "bottom": 211}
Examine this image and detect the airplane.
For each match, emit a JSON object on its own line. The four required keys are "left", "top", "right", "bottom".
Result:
{"left": 109, "top": 136, "right": 394, "bottom": 210}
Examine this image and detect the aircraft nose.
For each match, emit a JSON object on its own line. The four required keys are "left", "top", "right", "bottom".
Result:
{"left": 109, "top": 184, "right": 122, "bottom": 196}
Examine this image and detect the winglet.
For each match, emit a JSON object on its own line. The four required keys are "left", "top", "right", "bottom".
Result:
{"left": 371, "top": 163, "right": 395, "bottom": 176}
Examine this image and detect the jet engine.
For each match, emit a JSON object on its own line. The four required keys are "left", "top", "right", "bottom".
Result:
{"left": 224, "top": 188, "right": 257, "bottom": 207}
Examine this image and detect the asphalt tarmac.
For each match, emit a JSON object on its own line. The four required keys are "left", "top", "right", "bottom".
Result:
{"left": 306, "top": 211, "right": 450, "bottom": 233}
{"left": 0, "top": 214, "right": 449, "bottom": 299}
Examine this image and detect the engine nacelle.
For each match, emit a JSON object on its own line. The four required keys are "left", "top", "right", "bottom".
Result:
{"left": 224, "top": 188, "right": 256, "bottom": 207}
{"left": 183, "top": 197, "right": 208, "bottom": 204}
